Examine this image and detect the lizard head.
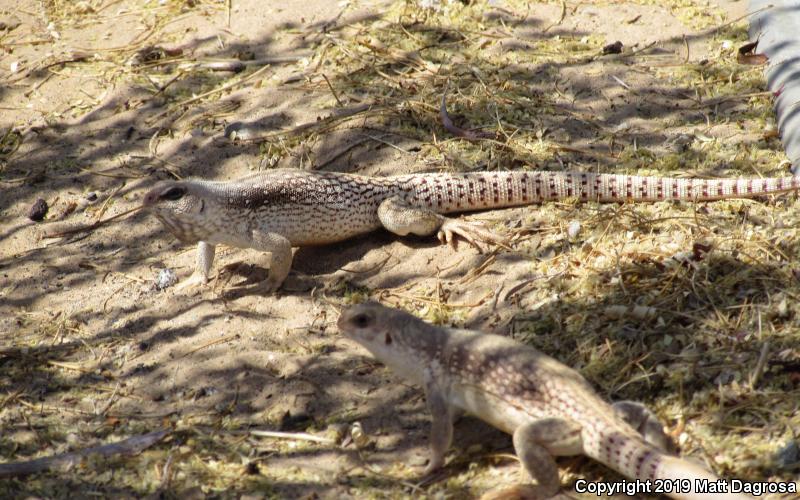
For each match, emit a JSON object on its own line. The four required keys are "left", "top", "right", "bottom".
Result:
{"left": 142, "top": 181, "right": 210, "bottom": 243}
{"left": 338, "top": 302, "right": 441, "bottom": 382}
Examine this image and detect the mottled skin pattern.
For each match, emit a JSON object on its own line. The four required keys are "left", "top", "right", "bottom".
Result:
{"left": 338, "top": 302, "right": 751, "bottom": 500}
{"left": 143, "top": 168, "right": 800, "bottom": 291}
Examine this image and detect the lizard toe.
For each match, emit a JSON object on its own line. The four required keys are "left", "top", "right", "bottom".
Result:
{"left": 176, "top": 272, "right": 209, "bottom": 292}
{"left": 422, "top": 457, "right": 445, "bottom": 476}
{"left": 259, "top": 277, "right": 283, "bottom": 294}
{"left": 439, "top": 219, "right": 506, "bottom": 252}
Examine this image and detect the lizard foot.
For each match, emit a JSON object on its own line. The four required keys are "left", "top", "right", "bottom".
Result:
{"left": 260, "top": 277, "right": 283, "bottom": 294}
{"left": 245, "top": 272, "right": 285, "bottom": 295}
{"left": 175, "top": 272, "right": 209, "bottom": 292}
{"left": 422, "top": 456, "right": 446, "bottom": 476}
{"left": 436, "top": 219, "right": 508, "bottom": 252}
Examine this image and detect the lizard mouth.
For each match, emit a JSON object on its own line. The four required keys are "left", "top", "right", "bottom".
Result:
{"left": 154, "top": 214, "right": 196, "bottom": 243}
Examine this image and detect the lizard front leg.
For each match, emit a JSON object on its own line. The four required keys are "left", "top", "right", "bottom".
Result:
{"left": 422, "top": 367, "right": 456, "bottom": 474}
{"left": 512, "top": 417, "right": 583, "bottom": 498}
{"left": 377, "top": 196, "right": 506, "bottom": 252}
{"left": 177, "top": 241, "right": 216, "bottom": 290}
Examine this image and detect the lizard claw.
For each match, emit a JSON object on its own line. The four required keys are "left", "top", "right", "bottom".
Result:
{"left": 422, "top": 456, "right": 445, "bottom": 476}
{"left": 258, "top": 275, "right": 283, "bottom": 294}
{"left": 176, "top": 272, "right": 208, "bottom": 292}
{"left": 436, "top": 219, "right": 507, "bottom": 253}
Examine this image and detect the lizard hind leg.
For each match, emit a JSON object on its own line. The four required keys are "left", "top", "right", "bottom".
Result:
{"left": 511, "top": 417, "right": 584, "bottom": 498}
{"left": 377, "top": 196, "right": 506, "bottom": 252}
{"left": 612, "top": 400, "right": 675, "bottom": 453}
{"left": 248, "top": 231, "right": 294, "bottom": 293}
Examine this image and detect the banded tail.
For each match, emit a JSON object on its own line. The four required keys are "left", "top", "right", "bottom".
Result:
{"left": 397, "top": 171, "right": 800, "bottom": 213}
{"left": 590, "top": 428, "right": 751, "bottom": 500}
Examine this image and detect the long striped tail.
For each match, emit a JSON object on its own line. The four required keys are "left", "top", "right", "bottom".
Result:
{"left": 591, "top": 427, "right": 752, "bottom": 500}
{"left": 655, "top": 454, "right": 754, "bottom": 500}
{"left": 397, "top": 171, "right": 800, "bottom": 213}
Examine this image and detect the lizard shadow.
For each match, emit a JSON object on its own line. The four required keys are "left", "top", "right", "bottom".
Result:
{"left": 221, "top": 229, "right": 461, "bottom": 298}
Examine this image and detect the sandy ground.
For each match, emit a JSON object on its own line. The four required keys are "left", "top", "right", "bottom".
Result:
{"left": 1, "top": 0, "right": 798, "bottom": 498}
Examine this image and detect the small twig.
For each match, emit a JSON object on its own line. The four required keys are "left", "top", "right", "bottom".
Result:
{"left": 98, "top": 382, "right": 122, "bottom": 416}
{"left": 750, "top": 310, "right": 769, "bottom": 390}
{"left": 502, "top": 276, "right": 547, "bottom": 302}
{"left": 250, "top": 429, "right": 336, "bottom": 445}
{"left": 148, "top": 63, "right": 274, "bottom": 124}
{"left": 39, "top": 53, "right": 93, "bottom": 72}
{"left": 160, "top": 452, "right": 175, "bottom": 488}
{"left": 102, "top": 284, "right": 127, "bottom": 313}
{"left": 42, "top": 205, "right": 144, "bottom": 239}
{"left": 323, "top": 73, "right": 344, "bottom": 106}
{"left": 361, "top": 133, "right": 414, "bottom": 155}
{"left": 704, "top": 3, "right": 774, "bottom": 37}
{"left": 226, "top": 103, "right": 374, "bottom": 143}
{"left": 440, "top": 83, "right": 496, "bottom": 141}
{"left": 314, "top": 136, "right": 372, "bottom": 170}
{"left": 94, "top": 182, "right": 125, "bottom": 222}
{"left": 683, "top": 35, "right": 690, "bottom": 63}
{"left": 181, "top": 333, "right": 240, "bottom": 358}
{"left": 611, "top": 75, "right": 633, "bottom": 92}
{"left": 383, "top": 291, "right": 485, "bottom": 309}
{"left": 0, "top": 429, "right": 169, "bottom": 478}
{"left": 542, "top": 0, "right": 567, "bottom": 33}
{"left": 47, "top": 360, "right": 90, "bottom": 373}
{"left": 339, "top": 252, "right": 393, "bottom": 274}
{"left": 190, "top": 55, "right": 308, "bottom": 72}
{"left": 694, "top": 90, "right": 777, "bottom": 108}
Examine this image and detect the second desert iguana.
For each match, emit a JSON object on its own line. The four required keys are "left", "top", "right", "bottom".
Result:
{"left": 143, "top": 168, "right": 799, "bottom": 291}
{"left": 338, "top": 302, "right": 752, "bottom": 500}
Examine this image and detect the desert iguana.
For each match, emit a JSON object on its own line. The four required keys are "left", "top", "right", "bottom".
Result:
{"left": 338, "top": 302, "right": 752, "bottom": 500}
{"left": 143, "top": 168, "right": 799, "bottom": 291}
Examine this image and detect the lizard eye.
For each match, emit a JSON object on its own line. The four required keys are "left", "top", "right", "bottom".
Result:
{"left": 352, "top": 313, "right": 371, "bottom": 328}
{"left": 161, "top": 186, "right": 186, "bottom": 201}
{"left": 384, "top": 332, "right": 392, "bottom": 345}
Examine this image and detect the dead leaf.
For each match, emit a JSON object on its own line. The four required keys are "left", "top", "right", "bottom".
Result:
{"left": 737, "top": 41, "right": 768, "bottom": 65}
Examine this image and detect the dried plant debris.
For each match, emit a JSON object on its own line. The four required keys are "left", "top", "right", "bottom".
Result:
{"left": 737, "top": 40, "right": 769, "bottom": 66}
{"left": 2, "top": 0, "right": 799, "bottom": 499}
{"left": 440, "top": 85, "right": 497, "bottom": 141}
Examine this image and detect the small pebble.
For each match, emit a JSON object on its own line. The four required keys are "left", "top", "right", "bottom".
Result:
{"left": 155, "top": 268, "right": 178, "bottom": 290}
{"left": 224, "top": 122, "right": 256, "bottom": 141}
{"left": 602, "top": 41, "right": 623, "bottom": 54}
{"left": 349, "top": 421, "right": 370, "bottom": 448}
{"left": 776, "top": 440, "right": 799, "bottom": 468}
{"left": 28, "top": 198, "right": 48, "bottom": 221}
{"left": 567, "top": 220, "right": 581, "bottom": 238}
